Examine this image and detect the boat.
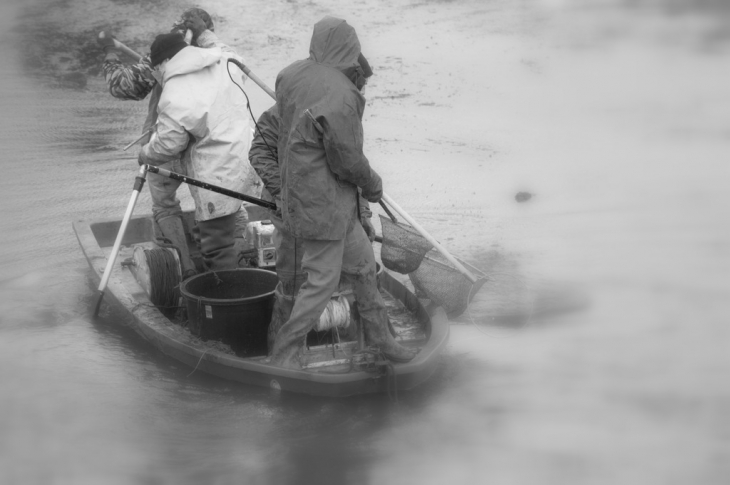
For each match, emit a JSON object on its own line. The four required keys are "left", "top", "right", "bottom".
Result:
{"left": 73, "top": 206, "right": 449, "bottom": 397}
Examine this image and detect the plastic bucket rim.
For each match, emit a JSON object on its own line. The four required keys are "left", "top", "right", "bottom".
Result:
{"left": 179, "top": 268, "right": 279, "bottom": 306}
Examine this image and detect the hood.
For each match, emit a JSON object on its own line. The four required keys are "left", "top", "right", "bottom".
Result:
{"left": 308, "top": 17, "right": 361, "bottom": 79}
{"left": 162, "top": 46, "right": 223, "bottom": 84}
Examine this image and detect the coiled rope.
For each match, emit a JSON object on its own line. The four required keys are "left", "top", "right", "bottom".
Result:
{"left": 314, "top": 296, "right": 351, "bottom": 332}
{"left": 144, "top": 247, "right": 181, "bottom": 308}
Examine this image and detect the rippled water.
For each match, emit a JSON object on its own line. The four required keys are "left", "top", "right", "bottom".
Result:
{"left": 1, "top": 0, "right": 729, "bottom": 484}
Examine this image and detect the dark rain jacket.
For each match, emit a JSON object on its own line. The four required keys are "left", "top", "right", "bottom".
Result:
{"left": 248, "top": 106, "right": 281, "bottom": 201}
{"left": 249, "top": 104, "right": 373, "bottom": 216}
{"left": 274, "top": 16, "right": 382, "bottom": 240}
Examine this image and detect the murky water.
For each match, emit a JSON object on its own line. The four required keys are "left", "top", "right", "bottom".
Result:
{"left": 1, "top": 0, "right": 729, "bottom": 484}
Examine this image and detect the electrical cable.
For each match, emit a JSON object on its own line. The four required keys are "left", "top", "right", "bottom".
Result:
{"left": 226, "top": 59, "right": 278, "bottom": 164}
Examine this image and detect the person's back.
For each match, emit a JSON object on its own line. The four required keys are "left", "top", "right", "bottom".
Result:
{"left": 157, "top": 45, "right": 258, "bottom": 220}
{"left": 275, "top": 16, "right": 378, "bottom": 241}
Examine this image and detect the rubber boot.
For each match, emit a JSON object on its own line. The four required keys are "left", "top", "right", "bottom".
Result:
{"left": 346, "top": 257, "right": 417, "bottom": 363}
{"left": 267, "top": 338, "right": 304, "bottom": 369}
{"left": 156, "top": 215, "right": 196, "bottom": 278}
{"left": 362, "top": 314, "right": 417, "bottom": 363}
{"left": 198, "top": 212, "right": 237, "bottom": 272}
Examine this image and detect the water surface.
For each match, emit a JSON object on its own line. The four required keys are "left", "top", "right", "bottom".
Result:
{"left": 1, "top": 0, "right": 729, "bottom": 484}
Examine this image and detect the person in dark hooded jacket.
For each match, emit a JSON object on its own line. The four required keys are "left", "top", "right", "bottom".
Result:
{"left": 268, "top": 16, "right": 416, "bottom": 368}
{"left": 248, "top": 103, "right": 377, "bottom": 353}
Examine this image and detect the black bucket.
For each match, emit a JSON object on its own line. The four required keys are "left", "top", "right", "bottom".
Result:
{"left": 180, "top": 268, "right": 279, "bottom": 356}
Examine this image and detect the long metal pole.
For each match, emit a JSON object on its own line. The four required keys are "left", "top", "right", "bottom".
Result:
{"left": 93, "top": 165, "right": 148, "bottom": 316}
{"left": 381, "top": 192, "right": 478, "bottom": 284}
{"left": 144, "top": 165, "right": 276, "bottom": 210}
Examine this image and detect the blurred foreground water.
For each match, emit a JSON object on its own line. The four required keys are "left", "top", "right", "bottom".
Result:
{"left": 0, "top": 0, "right": 728, "bottom": 484}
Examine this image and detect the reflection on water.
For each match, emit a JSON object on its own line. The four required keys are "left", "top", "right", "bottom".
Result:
{"left": 1, "top": 0, "right": 729, "bottom": 484}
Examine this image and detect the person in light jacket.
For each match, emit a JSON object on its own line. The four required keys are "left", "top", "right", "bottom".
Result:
{"left": 138, "top": 31, "right": 260, "bottom": 271}
{"left": 98, "top": 9, "right": 253, "bottom": 275}
{"left": 268, "top": 16, "right": 416, "bottom": 368}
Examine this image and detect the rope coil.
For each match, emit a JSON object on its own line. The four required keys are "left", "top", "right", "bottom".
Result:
{"left": 132, "top": 246, "right": 181, "bottom": 308}
{"left": 314, "top": 296, "right": 351, "bottom": 332}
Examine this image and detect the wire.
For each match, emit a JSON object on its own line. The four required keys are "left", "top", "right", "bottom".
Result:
{"left": 186, "top": 349, "right": 210, "bottom": 377}
{"left": 226, "top": 59, "right": 278, "bottom": 165}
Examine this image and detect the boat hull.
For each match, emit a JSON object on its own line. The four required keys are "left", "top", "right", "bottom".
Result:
{"left": 73, "top": 212, "right": 449, "bottom": 397}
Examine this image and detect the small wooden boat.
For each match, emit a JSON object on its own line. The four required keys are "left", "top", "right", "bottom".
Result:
{"left": 73, "top": 207, "right": 449, "bottom": 397}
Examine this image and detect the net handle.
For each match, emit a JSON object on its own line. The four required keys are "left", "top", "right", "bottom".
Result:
{"left": 381, "top": 193, "right": 478, "bottom": 284}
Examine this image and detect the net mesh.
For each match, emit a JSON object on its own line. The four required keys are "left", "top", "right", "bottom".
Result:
{"left": 379, "top": 215, "right": 433, "bottom": 274}
{"left": 408, "top": 250, "right": 486, "bottom": 318}
{"left": 378, "top": 214, "right": 486, "bottom": 319}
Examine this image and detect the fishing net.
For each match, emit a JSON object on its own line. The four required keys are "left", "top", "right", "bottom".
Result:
{"left": 378, "top": 214, "right": 486, "bottom": 319}
{"left": 379, "top": 215, "right": 433, "bottom": 274}
{"left": 408, "top": 250, "right": 487, "bottom": 318}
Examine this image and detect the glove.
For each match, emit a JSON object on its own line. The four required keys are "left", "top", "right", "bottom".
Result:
{"left": 360, "top": 172, "right": 383, "bottom": 203}
{"left": 361, "top": 216, "right": 376, "bottom": 243}
{"left": 184, "top": 15, "right": 208, "bottom": 42}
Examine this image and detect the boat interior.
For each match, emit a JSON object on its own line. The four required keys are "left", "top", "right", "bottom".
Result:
{"left": 86, "top": 206, "right": 431, "bottom": 373}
